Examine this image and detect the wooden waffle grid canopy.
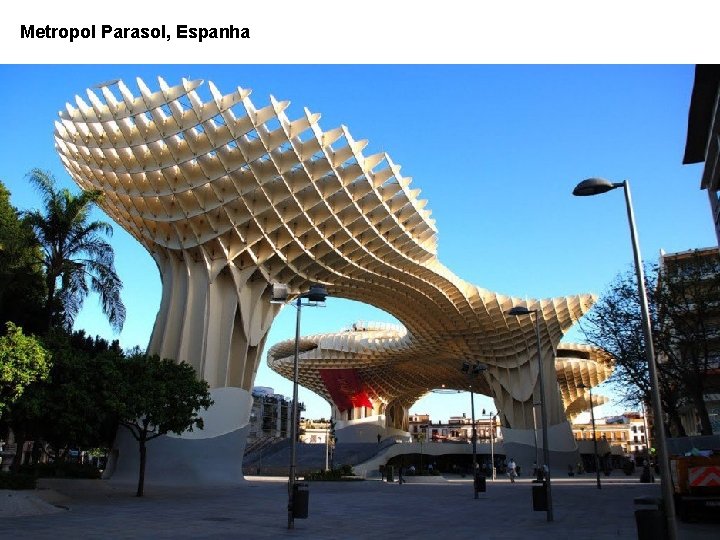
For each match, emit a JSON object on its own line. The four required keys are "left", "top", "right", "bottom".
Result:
{"left": 268, "top": 323, "right": 614, "bottom": 419}
{"left": 54, "top": 77, "right": 605, "bottom": 429}
{"left": 555, "top": 344, "right": 614, "bottom": 420}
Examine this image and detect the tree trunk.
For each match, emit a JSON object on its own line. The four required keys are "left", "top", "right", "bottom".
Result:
{"left": 668, "top": 411, "right": 687, "bottom": 438}
{"left": 43, "top": 273, "right": 56, "bottom": 333}
{"left": 10, "top": 426, "right": 26, "bottom": 474}
{"left": 692, "top": 392, "right": 714, "bottom": 435}
{"left": 136, "top": 434, "right": 146, "bottom": 497}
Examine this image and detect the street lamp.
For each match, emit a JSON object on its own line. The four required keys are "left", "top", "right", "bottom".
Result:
{"left": 461, "top": 361, "right": 487, "bottom": 498}
{"left": 578, "top": 382, "right": 601, "bottom": 489}
{"left": 271, "top": 282, "right": 329, "bottom": 530}
{"left": 508, "top": 306, "right": 553, "bottom": 522}
{"left": 532, "top": 401, "right": 541, "bottom": 471}
{"left": 573, "top": 177, "right": 677, "bottom": 538}
{"left": 481, "top": 408, "right": 497, "bottom": 481}
{"left": 325, "top": 422, "right": 330, "bottom": 472}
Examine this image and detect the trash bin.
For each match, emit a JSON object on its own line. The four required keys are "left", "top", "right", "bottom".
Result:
{"left": 532, "top": 482, "right": 548, "bottom": 511}
{"left": 634, "top": 497, "right": 667, "bottom": 540}
{"left": 293, "top": 482, "right": 309, "bottom": 519}
{"left": 386, "top": 465, "right": 393, "bottom": 483}
{"left": 474, "top": 473, "right": 486, "bottom": 493}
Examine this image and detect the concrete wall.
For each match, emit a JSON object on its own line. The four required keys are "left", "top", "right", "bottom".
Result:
{"left": 501, "top": 421, "right": 580, "bottom": 475}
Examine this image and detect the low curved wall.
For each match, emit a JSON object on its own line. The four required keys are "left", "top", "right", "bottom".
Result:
{"left": 105, "top": 387, "right": 252, "bottom": 486}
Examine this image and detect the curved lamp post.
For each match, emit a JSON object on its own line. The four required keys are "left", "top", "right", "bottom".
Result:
{"left": 577, "top": 382, "right": 601, "bottom": 489}
{"left": 461, "top": 360, "right": 487, "bottom": 498}
{"left": 508, "top": 305, "right": 553, "bottom": 522}
{"left": 573, "top": 178, "right": 676, "bottom": 539}
{"left": 271, "top": 283, "right": 329, "bottom": 530}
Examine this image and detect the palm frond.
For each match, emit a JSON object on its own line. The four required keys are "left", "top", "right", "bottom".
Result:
{"left": 21, "top": 168, "right": 125, "bottom": 333}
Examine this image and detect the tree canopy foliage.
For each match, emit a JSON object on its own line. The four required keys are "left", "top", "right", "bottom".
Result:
{"left": 0, "top": 322, "right": 50, "bottom": 417}
{"left": 582, "top": 256, "right": 720, "bottom": 437}
{"left": 9, "top": 331, "right": 124, "bottom": 460}
{"left": 5, "top": 333, "right": 213, "bottom": 495}
{"left": 0, "top": 170, "right": 129, "bottom": 472}
{"left": 23, "top": 169, "right": 125, "bottom": 333}
{"left": 113, "top": 354, "right": 213, "bottom": 496}
{"left": 0, "top": 182, "right": 46, "bottom": 334}
{"left": 0, "top": 171, "right": 214, "bottom": 495}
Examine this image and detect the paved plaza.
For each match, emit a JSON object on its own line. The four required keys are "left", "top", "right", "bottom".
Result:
{"left": 1, "top": 474, "right": 718, "bottom": 539}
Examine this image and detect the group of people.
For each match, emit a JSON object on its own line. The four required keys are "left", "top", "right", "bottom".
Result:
{"left": 389, "top": 463, "right": 424, "bottom": 484}
{"left": 386, "top": 458, "right": 553, "bottom": 484}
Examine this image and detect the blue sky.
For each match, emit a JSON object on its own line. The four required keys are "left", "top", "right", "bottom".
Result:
{"left": 0, "top": 65, "right": 714, "bottom": 422}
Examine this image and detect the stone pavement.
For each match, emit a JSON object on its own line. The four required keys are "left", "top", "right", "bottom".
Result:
{"left": 1, "top": 474, "right": 718, "bottom": 539}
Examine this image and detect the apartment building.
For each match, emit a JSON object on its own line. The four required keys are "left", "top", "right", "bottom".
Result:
{"left": 572, "top": 413, "right": 648, "bottom": 455}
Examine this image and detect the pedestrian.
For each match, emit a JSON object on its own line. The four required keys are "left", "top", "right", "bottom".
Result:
{"left": 507, "top": 458, "right": 517, "bottom": 483}
{"left": 398, "top": 465, "right": 405, "bottom": 484}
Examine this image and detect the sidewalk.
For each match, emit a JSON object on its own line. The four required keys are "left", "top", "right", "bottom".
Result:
{"left": 0, "top": 475, "right": 717, "bottom": 539}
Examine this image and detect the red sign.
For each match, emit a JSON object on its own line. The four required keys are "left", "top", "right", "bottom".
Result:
{"left": 319, "top": 368, "right": 373, "bottom": 412}
{"left": 689, "top": 466, "right": 720, "bottom": 487}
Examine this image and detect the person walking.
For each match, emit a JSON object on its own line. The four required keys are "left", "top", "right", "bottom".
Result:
{"left": 507, "top": 458, "right": 517, "bottom": 483}
{"left": 398, "top": 465, "right": 405, "bottom": 484}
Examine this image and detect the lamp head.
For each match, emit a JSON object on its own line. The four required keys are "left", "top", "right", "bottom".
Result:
{"left": 305, "top": 283, "right": 328, "bottom": 303}
{"left": 572, "top": 177, "right": 621, "bottom": 196}
{"left": 508, "top": 306, "right": 534, "bottom": 316}
{"left": 270, "top": 283, "right": 289, "bottom": 303}
{"left": 471, "top": 361, "right": 487, "bottom": 375}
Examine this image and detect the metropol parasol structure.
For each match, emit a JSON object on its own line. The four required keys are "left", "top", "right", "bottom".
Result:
{"left": 54, "top": 77, "right": 613, "bottom": 483}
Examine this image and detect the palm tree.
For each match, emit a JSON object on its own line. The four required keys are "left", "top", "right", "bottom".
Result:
{"left": 23, "top": 169, "right": 125, "bottom": 333}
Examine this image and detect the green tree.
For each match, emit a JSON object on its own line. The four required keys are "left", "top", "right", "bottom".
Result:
{"left": 22, "top": 169, "right": 125, "bottom": 333}
{"left": 0, "top": 181, "right": 46, "bottom": 333}
{"left": 20, "top": 331, "right": 122, "bottom": 453}
{"left": 582, "top": 260, "right": 720, "bottom": 438}
{"left": 6, "top": 330, "right": 123, "bottom": 472}
{"left": 0, "top": 322, "right": 50, "bottom": 417}
{"left": 113, "top": 354, "right": 213, "bottom": 497}
{"left": 581, "top": 266, "right": 686, "bottom": 436}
